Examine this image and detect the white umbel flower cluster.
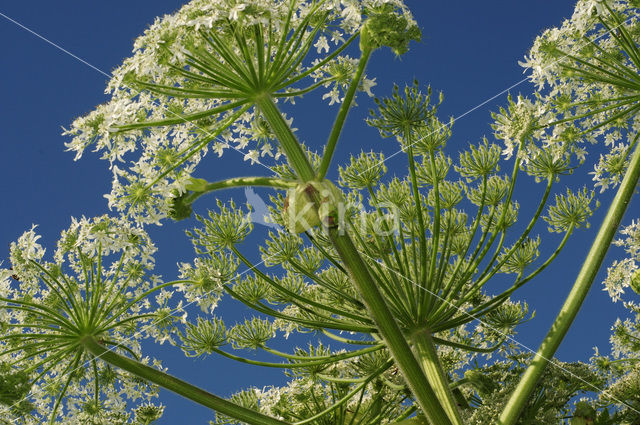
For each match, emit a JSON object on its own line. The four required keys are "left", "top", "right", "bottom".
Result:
{"left": 63, "top": 0, "right": 414, "bottom": 225}
{"left": 604, "top": 219, "right": 640, "bottom": 301}
{"left": 519, "top": 0, "right": 640, "bottom": 191}
{"left": 0, "top": 217, "right": 175, "bottom": 423}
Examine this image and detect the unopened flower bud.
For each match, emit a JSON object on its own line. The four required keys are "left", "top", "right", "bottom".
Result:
{"left": 283, "top": 180, "right": 343, "bottom": 233}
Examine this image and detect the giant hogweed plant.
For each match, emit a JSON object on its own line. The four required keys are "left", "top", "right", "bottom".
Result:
{"left": 2, "top": 0, "right": 640, "bottom": 424}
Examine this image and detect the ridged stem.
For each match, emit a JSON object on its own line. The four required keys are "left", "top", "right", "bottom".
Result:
{"left": 317, "top": 46, "right": 374, "bottom": 179}
{"left": 260, "top": 95, "right": 453, "bottom": 425}
{"left": 328, "top": 229, "right": 454, "bottom": 425}
{"left": 412, "top": 330, "right": 464, "bottom": 425}
{"left": 498, "top": 137, "right": 640, "bottom": 425}
{"left": 256, "top": 96, "right": 315, "bottom": 181}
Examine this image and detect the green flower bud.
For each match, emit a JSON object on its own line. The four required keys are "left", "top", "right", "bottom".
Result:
{"left": 360, "top": 4, "right": 421, "bottom": 55}
{"left": 282, "top": 180, "right": 344, "bottom": 233}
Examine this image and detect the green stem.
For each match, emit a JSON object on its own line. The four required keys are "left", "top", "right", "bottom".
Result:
{"left": 186, "top": 176, "right": 297, "bottom": 202}
{"left": 328, "top": 229, "right": 454, "bottom": 425}
{"left": 412, "top": 330, "right": 464, "bottom": 425}
{"left": 317, "top": 46, "right": 374, "bottom": 179}
{"left": 82, "top": 336, "right": 289, "bottom": 425}
{"left": 406, "top": 143, "right": 427, "bottom": 297}
{"left": 497, "top": 137, "right": 640, "bottom": 425}
{"left": 261, "top": 89, "right": 452, "bottom": 425}
{"left": 256, "top": 96, "right": 315, "bottom": 181}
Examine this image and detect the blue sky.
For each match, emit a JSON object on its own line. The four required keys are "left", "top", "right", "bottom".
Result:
{"left": 1, "top": 1, "right": 637, "bottom": 423}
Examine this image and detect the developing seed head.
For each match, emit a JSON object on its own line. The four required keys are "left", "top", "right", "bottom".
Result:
{"left": 232, "top": 275, "right": 272, "bottom": 305}
{"left": 412, "top": 114, "right": 452, "bottom": 155}
{"left": 484, "top": 300, "right": 531, "bottom": 332}
{"left": 427, "top": 180, "right": 465, "bottom": 209}
{"left": 294, "top": 247, "right": 326, "bottom": 274}
{"left": 543, "top": 187, "right": 598, "bottom": 233}
{"left": 499, "top": 237, "right": 541, "bottom": 274}
{"left": 450, "top": 232, "right": 472, "bottom": 257}
{"left": 456, "top": 138, "right": 502, "bottom": 181}
{"left": 261, "top": 231, "right": 302, "bottom": 267}
{"left": 134, "top": 403, "right": 165, "bottom": 424}
{"left": 188, "top": 199, "right": 253, "bottom": 251}
{"left": 466, "top": 175, "right": 510, "bottom": 206}
{"left": 229, "top": 317, "right": 275, "bottom": 350}
{"left": 438, "top": 209, "right": 468, "bottom": 237}
{"left": 374, "top": 177, "right": 411, "bottom": 208}
{"left": 268, "top": 274, "right": 306, "bottom": 305}
{"left": 180, "top": 317, "right": 227, "bottom": 357}
{"left": 481, "top": 202, "right": 520, "bottom": 232}
{"left": 525, "top": 145, "right": 573, "bottom": 182}
{"left": 416, "top": 152, "right": 451, "bottom": 186}
{"left": 368, "top": 81, "right": 440, "bottom": 142}
{"left": 339, "top": 151, "right": 387, "bottom": 190}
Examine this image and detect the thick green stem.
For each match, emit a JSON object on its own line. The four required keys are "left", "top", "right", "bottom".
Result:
{"left": 202, "top": 176, "right": 295, "bottom": 191}
{"left": 261, "top": 95, "right": 452, "bottom": 424}
{"left": 256, "top": 96, "right": 316, "bottom": 181}
{"left": 498, "top": 138, "right": 640, "bottom": 425}
{"left": 412, "top": 330, "right": 464, "bottom": 425}
{"left": 328, "top": 229, "right": 454, "bottom": 425}
{"left": 317, "top": 46, "right": 374, "bottom": 179}
{"left": 82, "top": 336, "right": 290, "bottom": 425}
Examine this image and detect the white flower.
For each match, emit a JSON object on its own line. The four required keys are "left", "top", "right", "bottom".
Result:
{"left": 361, "top": 76, "right": 377, "bottom": 97}
{"left": 244, "top": 149, "right": 260, "bottom": 164}
{"left": 228, "top": 3, "right": 247, "bottom": 20}
{"left": 322, "top": 87, "right": 341, "bottom": 105}
{"left": 314, "top": 35, "right": 330, "bottom": 53}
